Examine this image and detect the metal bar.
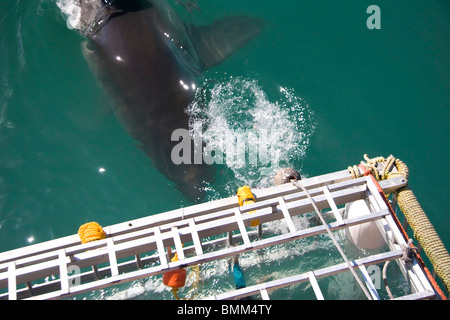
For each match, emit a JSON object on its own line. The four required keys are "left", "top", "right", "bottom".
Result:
{"left": 260, "top": 288, "right": 270, "bottom": 300}
{"left": 26, "top": 281, "right": 35, "bottom": 297}
{"left": 227, "top": 231, "right": 233, "bottom": 246}
{"left": 278, "top": 197, "right": 296, "bottom": 233}
{"left": 135, "top": 254, "right": 143, "bottom": 270}
{"left": 58, "top": 250, "right": 69, "bottom": 295}
{"left": 107, "top": 239, "right": 119, "bottom": 277}
{"left": 8, "top": 263, "right": 17, "bottom": 300}
{"left": 322, "top": 186, "right": 344, "bottom": 224}
{"left": 392, "top": 291, "right": 435, "bottom": 300}
{"left": 358, "top": 264, "right": 380, "bottom": 300}
{"left": 153, "top": 227, "right": 168, "bottom": 269}
{"left": 366, "top": 177, "right": 389, "bottom": 212}
{"left": 391, "top": 193, "right": 398, "bottom": 214}
{"left": 234, "top": 208, "right": 251, "bottom": 248}
{"left": 172, "top": 226, "right": 185, "bottom": 260}
{"left": 92, "top": 265, "right": 101, "bottom": 280}
{"left": 307, "top": 271, "right": 324, "bottom": 300}
{"left": 189, "top": 219, "right": 203, "bottom": 255}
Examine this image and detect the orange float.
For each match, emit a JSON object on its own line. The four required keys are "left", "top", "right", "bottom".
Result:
{"left": 163, "top": 268, "right": 187, "bottom": 288}
{"left": 163, "top": 251, "right": 187, "bottom": 290}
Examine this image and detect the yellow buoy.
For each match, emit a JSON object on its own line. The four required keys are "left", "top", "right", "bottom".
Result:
{"left": 237, "top": 186, "right": 259, "bottom": 227}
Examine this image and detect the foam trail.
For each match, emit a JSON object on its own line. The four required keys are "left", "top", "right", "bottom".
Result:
{"left": 187, "top": 75, "right": 317, "bottom": 194}
{"left": 55, "top": 0, "right": 82, "bottom": 30}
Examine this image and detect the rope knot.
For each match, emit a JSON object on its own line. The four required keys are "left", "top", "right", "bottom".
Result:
{"left": 348, "top": 154, "right": 409, "bottom": 182}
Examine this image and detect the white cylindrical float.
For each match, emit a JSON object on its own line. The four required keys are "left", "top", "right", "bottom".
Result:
{"left": 344, "top": 200, "right": 385, "bottom": 250}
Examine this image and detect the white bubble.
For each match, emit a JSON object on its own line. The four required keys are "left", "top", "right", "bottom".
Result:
{"left": 187, "top": 75, "right": 317, "bottom": 188}
{"left": 56, "top": 0, "right": 82, "bottom": 31}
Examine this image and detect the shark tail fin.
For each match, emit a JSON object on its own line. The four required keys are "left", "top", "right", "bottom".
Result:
{"left": 190, "top": 15, "right": 265, "bottom": 70}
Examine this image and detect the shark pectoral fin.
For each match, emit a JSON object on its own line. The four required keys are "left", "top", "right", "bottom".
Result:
{"left": 190, "top": 15, "right": 265, "bottom": 69}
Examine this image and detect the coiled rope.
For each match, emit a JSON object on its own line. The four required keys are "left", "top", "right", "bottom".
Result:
{"left": 78, "top": 222, "right": 106, "bottom": 244}
{"left": 349, "top": 154, "right": 450, "bottom": 296}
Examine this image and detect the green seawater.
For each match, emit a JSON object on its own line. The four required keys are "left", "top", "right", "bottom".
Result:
{"left": 0, "top": 0, "right": 449, "bottom": 299}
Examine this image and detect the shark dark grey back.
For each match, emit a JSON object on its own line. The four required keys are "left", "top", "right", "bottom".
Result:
{"left": 73, "top": 0, "right": 264, "bottom": 201}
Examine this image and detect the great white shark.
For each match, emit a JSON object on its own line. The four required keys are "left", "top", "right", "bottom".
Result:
{"left": 69, "top": 0, "right": 264, "bottom": 201}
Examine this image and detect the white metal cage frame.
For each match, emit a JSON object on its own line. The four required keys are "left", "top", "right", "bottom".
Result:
{"left": 0, "top": 168, "right": 437, "bottom": 300}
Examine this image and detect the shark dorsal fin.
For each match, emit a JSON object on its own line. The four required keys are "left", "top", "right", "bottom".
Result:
{"left": 190, "top": 15, "right": 264, "bottom": 70}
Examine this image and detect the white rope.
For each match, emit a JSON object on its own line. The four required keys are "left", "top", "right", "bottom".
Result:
{"left": 294, "top": 181, "right": 373, "bottom": 300}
